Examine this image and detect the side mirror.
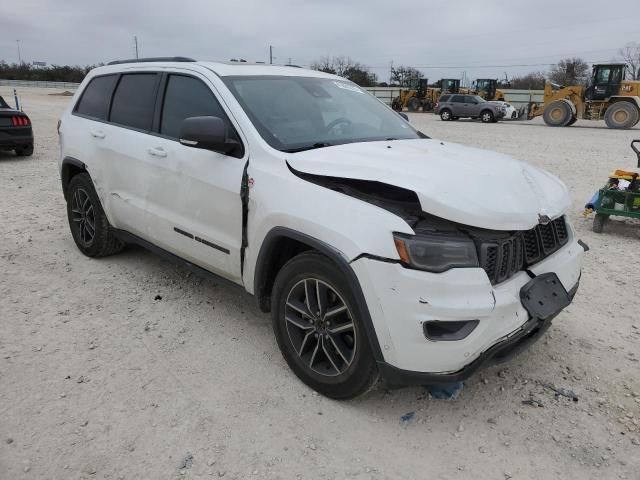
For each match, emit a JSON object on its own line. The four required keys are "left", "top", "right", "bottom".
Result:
{"left": 179, "top": 116, "right": 227, "bottom": 151}
{"left": 398, "top": 112, "right": 409, "bottom": 121}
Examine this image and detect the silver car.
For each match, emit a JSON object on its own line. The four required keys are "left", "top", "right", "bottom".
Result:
{"left": 435, "top": 94, "right": 506, "bottom": 123}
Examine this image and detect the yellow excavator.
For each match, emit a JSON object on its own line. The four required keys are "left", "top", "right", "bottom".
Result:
{"left": 528, "top": 63, "right": 640, "bottom": 129}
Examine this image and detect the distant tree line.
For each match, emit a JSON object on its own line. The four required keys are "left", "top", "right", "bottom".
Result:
{"left": 0, "top": 61, "right": 100, "bottom": 82}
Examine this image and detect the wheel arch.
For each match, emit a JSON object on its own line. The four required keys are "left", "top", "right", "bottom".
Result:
{"left": 608, "top": 96, "right": 640, "bottom": 109}
{"left": 253, "top": 226, "right": 384, "bottom": 361}
{"left": 61, "top": 156, "right": 88, "bottom": 200}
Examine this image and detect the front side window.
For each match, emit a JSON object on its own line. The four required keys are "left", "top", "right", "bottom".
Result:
{"left": 595, "top": 67, "right": 611, "bottom": 84}
{"left": 75, "top": 75, "right": 118, "bottom": 120}
{"left": 160, "top": 75, "right": 228, "bottom": 139}
{"left": 110, "top": 73, "right": 159, "bottom": 130}
{"left": 223, "top": 75, "right": 422, "bottom": 152}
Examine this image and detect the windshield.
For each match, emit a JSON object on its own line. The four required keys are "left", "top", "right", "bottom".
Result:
{"left": 223, "top": 75, "right": 422, "bottom": 152}
{"left": 0, "top": 96, "right": 9, "bottom": 109}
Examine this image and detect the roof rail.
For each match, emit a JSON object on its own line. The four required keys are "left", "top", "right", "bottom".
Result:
{"left": 107, "top": 56, "right": 196, "bottom": 66}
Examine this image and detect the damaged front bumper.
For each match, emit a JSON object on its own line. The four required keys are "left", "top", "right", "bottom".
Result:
{"left": 350, "top": 236, "right": 584, "bottom": 387}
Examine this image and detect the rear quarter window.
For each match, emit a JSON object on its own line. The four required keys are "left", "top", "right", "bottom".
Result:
{"left": 74, "top": 75, "right": 118, "bottom": 120}
{"left": 109, "top": 73, "right": 160, "bottom": 131}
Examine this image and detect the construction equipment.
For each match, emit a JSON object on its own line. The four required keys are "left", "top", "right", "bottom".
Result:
{"left": 471, "top": 79, "right": 505, "bottom": 101}
{"left": 392, "top": 78, "right": 461, "bottom": 112}
{"left": 528, "top": 64, "right": 640, "bottom": 129}
{"left": 587, "top": 140, "right": 640, "bottom": 233}
{"left": 392, "top": 78, "right": 433, "bottom": 112}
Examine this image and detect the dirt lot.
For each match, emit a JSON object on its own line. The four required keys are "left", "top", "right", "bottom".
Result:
{"left": 1, "top": 87, "right": 639, "bottom": 480}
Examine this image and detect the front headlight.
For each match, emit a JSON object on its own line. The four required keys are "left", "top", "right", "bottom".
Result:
{"left": 393, "top": 233, "right": 479, "bottom": 273}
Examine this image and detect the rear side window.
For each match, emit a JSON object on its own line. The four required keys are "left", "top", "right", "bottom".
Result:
{"left": 110, "top": 73, "right": 159, "bottom": 131}
{"left": 160, "top": 75, "right": 229, "bottom": 139}
{"left": 450, "top": 95, "right": 465, "bottom": 103}
{"left": 75, "top": 75, "right": 118, "bottom": 120}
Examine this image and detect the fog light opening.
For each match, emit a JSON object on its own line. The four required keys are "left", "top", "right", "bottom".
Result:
{"left": 423, "top": 320, "right": 479, "bottom": 341}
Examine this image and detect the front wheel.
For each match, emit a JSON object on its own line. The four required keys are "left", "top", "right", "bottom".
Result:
{"left": 271, "top": 252, "right": 379, "bottom": 399}
{"left": 480, "top": 110, "right": 494, "bottom": 123}
{"left": 593, "top": 213, "right": 609, "bottom": 233}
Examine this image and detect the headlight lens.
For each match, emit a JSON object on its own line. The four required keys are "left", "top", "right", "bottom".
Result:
{"left": 393, "top": 233, "right": 479, "bottom": 273}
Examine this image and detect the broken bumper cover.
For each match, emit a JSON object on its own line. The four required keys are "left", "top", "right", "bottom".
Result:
{"left": 378, "top": 280, "right": 579, "bottom": 387}
{"left": 350, "top": 236, "right": 584, "bottom": 385}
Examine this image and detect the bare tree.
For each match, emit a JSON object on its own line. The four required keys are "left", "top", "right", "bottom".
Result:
{"left": 509, "top": 71, "right": 546, "bottom": 90}
{"left": 619, "top": 42, "right": 640, "bottom": 80}
{"left": 390, "top": 66, "right": 423, "bottom": 87}
{"left": 548, "top": 57, "right": 590, "bottom": 86}
{"left": 310, "top": 56, "right": 336, "bottom": 74}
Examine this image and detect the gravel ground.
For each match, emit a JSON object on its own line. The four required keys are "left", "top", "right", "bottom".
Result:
{"left": 1, "top": 87, "right": 639, "bottom": 480}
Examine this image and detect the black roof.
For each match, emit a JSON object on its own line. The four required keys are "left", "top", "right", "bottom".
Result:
{"left": 107, "top": 56, "right": 196, "bottom": 66}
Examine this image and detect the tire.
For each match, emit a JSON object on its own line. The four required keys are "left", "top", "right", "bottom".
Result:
{"left": 66, "top": 173, "right": 124, "bottom": 257}
{"left": 440, "top": 109, "right": 452, "bottom": 121}
{"left": 271, "top": 251, "right": 379, "bottom": 399}
{"left": 592, "top": 213, "right": 609, "bottom": 233}
{"left": 567, "top": 115, "right": 577, "bottom": 126}
{"left": 407, "top": 97, "right": 421, "bottom": 112}
{"left": 604, "top": 102, "right": 639, "bottom": 129}
{"left": 543, "top": 101, "right": 573, "bottom": 127}
{"left": 15, "top": 144, "right": 34, "bottom": 156}
{"left": 480, "top": 110, "right": 494, "bottom": 123}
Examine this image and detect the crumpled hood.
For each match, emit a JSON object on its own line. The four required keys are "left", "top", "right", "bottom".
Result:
{"left": 286, "top": 138, "right": 570, "bottom": 231}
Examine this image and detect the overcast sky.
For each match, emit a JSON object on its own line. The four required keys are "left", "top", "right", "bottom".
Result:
{"left": 1, "top": 0, "right": 639, "bottom": 82}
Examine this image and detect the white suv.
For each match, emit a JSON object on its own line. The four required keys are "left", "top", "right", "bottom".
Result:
{"left": 58, "top": 57, "right": 585, "bottom": 399}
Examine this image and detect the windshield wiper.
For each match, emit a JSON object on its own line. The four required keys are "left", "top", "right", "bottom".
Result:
{"left": 282, "top": 142, "right": 332, "bottom": 153}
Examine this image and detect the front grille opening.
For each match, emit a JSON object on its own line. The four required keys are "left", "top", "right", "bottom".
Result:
{"left": 478, "top": 216, "right": 568, "bottom": 285}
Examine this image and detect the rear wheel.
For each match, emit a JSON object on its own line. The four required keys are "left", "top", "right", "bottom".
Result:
{"left": 592, "top": 213, "right": 609, "bottom": 233}
{"left": 440, "top": 109, "right": 452, "bottom": 121}
{"left": 15, "top": 144, "right": 34, "bottom": 156}
{"left": 407, "top": 97, "right": 421, "bottom": 112}
{"left": 604, "top": 102, "right": 639, "bottom": 129}
{"left": 480, "top": 110, "right": 494, "bottom": 123}
{"left": 66, "top": 173, "right": 124, "bottom": 257}
{"left": 543, "top": 101, "right": 572, "bottom": 127}
{"left": 271, "top": 252, "right": 378, "bottom": 399}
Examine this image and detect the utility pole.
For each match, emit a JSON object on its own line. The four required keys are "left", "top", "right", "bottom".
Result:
{"left": 269, "top": 45, "right": 273, "bottom": 64}
{"left": 16, "top": 40, "right": 22, "bottom": 64}
{"left": 134, "top": 36, "right": 139, "bottom": 59}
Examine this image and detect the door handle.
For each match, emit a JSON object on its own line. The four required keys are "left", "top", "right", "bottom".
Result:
{"left": 90, "top": 130, "right": 105, "bottom": 139}
{"left": 147, "top": 147, "right": 167, "bottom": 158}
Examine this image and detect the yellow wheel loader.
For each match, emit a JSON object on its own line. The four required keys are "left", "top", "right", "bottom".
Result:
{"left": 471, "top": 79, "right": 506, "bottom": 101}
{"left": 528, "top": 64, "right": 640, "bottom": 129}
{"left": 392, "top": 78, "right": 460, "bottom": 112}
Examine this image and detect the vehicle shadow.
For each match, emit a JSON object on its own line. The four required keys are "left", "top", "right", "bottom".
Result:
{"left": 595, "top": 217, "right": 640, "bottom": 239}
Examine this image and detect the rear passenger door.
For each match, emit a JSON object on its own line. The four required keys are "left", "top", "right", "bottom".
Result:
{"left": 142, "top": 72, "right": 247, "bottom": 282}
{"left": 449, "top": 95, "right": 465, "bottom": 116}
{"left": 98, "top": 72, "right": 162, "bottom": 237}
